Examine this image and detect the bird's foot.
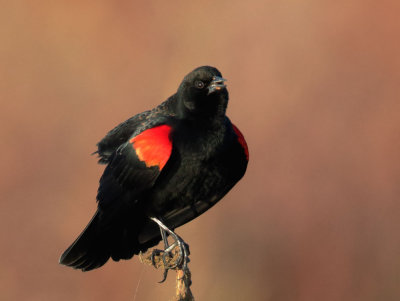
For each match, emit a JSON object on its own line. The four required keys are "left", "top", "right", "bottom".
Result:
{"left": 150, "top": 217, "right": 191, "bottom": 283}
{"left": 150, "top": 249, "right": 169, "bottom": 268}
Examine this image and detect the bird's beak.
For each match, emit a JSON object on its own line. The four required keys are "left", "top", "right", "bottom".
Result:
{"left": 208, "top": 76, "right": 227, "bottom": 95}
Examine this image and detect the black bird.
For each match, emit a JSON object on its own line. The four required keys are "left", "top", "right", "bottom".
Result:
{"left": 60, "top": 66, "right": 249, "bottom": 277}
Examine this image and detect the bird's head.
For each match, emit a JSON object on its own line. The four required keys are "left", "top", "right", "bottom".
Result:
{"left": 177, "top": 66, "right": 229, "bottom": 119}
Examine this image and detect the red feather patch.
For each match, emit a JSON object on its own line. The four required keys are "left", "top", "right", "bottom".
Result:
{"left": 130, "top": 125, "right": 172, "bottom": 170}
{"left": 232, "top": 124, "right": 249, "bottom": 161}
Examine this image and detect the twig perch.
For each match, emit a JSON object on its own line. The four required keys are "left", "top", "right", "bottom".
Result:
{"left": 139, "top": 246, "right": 194, "bottom": 301}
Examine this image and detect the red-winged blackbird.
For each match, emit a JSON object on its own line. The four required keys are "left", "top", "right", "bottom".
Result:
{"left": 60, "top": 66, "right": 249, "bottom": 274}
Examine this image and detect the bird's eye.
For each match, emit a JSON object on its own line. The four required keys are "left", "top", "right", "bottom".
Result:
{"left": 194, "top": 80, "right": 205, "bottom": 89}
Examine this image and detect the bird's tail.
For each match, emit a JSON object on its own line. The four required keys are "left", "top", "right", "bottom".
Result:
{"left": 59, "top": 208, "right": 163, "bottom": 271}
{"left": 59, "top": 210, "right": 111, "bottom": 271}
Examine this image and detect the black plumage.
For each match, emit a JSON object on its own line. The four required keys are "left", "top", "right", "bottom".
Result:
{"left": 60, "top": 66, "right": 248, "bottom": 271}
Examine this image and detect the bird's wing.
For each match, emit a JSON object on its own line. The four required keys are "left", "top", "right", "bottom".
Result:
{"left": 94, "top": 110, "right": 152, "bottom": 164}
{"left": 231, "top": 123, "right": 249, "bottom": 161}
{"left": 97, "top": 124, "right": 173, "bottom": 210}
{"left": 59, "top": 124, "right": 174, "bottom": 271}
{"left": 94, "top": 96, "right": 177, "bottom": 164}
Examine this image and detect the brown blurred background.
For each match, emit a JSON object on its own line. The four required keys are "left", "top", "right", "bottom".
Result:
{"left": 1, "top": 1, "right": 399, "bottom": 300}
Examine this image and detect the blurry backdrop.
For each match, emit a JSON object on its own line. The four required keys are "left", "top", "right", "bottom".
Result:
{"left": 1, "top": 1, "right": 399, "bottom": 300}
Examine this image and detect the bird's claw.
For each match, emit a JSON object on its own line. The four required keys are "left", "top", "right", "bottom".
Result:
{"left": 159, "top": 268, "right": 169, "bottom": 283}
{"left": 150, "top": 249, "right": 162, "bottom": 268}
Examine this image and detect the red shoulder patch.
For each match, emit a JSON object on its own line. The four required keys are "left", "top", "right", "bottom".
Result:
{"left": 232, "top": 124, "right": 249, "bottom": 161}
{"left": 130, "top": 125, "right": 172, "bottom": 170}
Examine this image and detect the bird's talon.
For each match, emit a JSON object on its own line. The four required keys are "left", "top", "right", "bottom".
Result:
{"left": 161, "top": 251, "right": 171, "bottom": 267}
{"left": 151, "top": 249, "right": 163, "bottom": 267}
{"left": 184, "top": 242, "right": 190, "bottom": 255}
{"left": 158, "top": 268, "right": 169, "bottom": 283}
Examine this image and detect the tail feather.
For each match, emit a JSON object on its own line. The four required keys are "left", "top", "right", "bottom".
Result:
{"left": 59, "top": 211, "right": 110, "bottom": 272}
{"left": 60, "top": 208, "right": 163, "bottom": 271}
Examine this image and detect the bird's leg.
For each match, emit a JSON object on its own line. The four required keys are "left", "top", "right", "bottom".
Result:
{"left": 160, "top": 225, "right": 170, "bottom": 249}
{"left": 150, "top": 222, "right": 174, "bottom": 282}
{"left": 150, "top": 217, "right": 190, "bottom": 283}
